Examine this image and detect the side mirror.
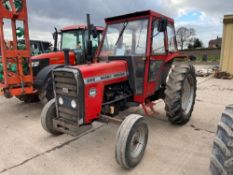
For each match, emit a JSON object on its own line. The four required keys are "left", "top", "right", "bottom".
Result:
{"left": 157, "top": 18, "right": 168, "bottom": 32}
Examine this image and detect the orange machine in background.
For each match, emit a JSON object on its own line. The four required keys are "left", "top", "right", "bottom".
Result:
{"left": 0, "top": 0, "right": 33, "bottom": 97}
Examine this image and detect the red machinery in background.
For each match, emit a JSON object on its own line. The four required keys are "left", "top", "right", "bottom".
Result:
{"left": 0, "top": 0, "right": 104, "bottom": 103}
{"left": 0, "top": 0, "right": 33, "bottom": 97}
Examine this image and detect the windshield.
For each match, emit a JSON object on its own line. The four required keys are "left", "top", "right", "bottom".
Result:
{"left": 61, "top": 30, "right": 83, "bottom": 50}
{"left": 99, "top": 19, "right": 148, "bottom": 59}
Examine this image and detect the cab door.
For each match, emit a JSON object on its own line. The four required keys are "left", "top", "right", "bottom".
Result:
{"left": 145, "top": 18, "right": 168, "bottom": 97}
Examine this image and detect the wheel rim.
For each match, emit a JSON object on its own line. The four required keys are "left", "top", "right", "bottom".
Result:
{"left": 129, "top": 125, "right": 146, "bottom": 159}
{"left": 181, "top": 74, "right": 195, "bottom": 115}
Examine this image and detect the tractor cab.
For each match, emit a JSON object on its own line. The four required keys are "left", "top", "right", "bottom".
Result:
{"left": 97, "top": 10, "right": 178, "bottom": 102}
{"left": 59, "top": 25, "right": 103, "bottom": 54}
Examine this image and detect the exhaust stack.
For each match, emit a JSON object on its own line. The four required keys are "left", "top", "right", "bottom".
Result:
{"left": 86, "top": 14, "right": 93, "bottom": 63}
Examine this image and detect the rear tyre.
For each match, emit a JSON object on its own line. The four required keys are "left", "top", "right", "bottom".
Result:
{"left": 17, "top": 94, "right": 40, "bottom": 103}
{"left": 165, "top": 61, "right": 196, "bottom": 125}
{"left": 210, "top": 105, "right": 233, "bottom": 175}
{"left": 41, "top": 99, "right": 62, "bottom": 135}
{"left": 115, "top": 114, "right": 148, "bottom": 169}
{"left": 39, "top": 75, "right": 54, "bottom": 105}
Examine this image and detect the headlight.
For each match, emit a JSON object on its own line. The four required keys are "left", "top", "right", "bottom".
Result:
{"left": 58, "top": 97, "right": 64, "bottom": 105}
{"left": 32, "top": 61, "right": 40, "bottom": 67}
{"left": 71, "top": 100, "right": 77, "bottom": 109}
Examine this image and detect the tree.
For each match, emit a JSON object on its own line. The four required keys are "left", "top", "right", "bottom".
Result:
{"left": 188, "top": 38, "right": 203, "bottom": 49}
{"left": 193, "top": 38, "right": 203, "bottom": 48}
{"left": 176, "top": 27, "right": 195, "bottom": 50}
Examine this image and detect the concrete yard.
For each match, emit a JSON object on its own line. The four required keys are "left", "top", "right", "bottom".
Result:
{"left": 0, "top": 73, "right": 232, "bottom": 175}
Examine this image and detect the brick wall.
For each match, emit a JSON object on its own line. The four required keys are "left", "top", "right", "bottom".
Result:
{"left": 180, "top": 48, "right": 221, "bottom": 59}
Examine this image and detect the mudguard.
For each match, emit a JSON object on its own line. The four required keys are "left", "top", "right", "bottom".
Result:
{"left": 34, "top": 64, "right": 64, "bottom": 90}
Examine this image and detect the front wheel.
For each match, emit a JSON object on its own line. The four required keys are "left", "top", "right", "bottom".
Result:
{"left": 115, "top": 114, "right": 148, "bottom": 169}
{"left": 41, "top": 99, "right": 62, "bottom": 135}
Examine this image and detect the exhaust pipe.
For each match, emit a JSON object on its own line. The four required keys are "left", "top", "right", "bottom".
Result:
{"left": 53, "top": 27, "right": 58, "bottom": 52}
{"left": 86, "top": 14, "right": 93, "bottom": 63}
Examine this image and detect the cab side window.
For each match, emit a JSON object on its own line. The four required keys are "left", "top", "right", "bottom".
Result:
{"left": 167, "top": 24, "right": 177, "bottom": 52}
{"left": 151, "top": 20, "right": 165, "bottom": 55}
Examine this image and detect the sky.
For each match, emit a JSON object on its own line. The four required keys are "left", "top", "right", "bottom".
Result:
{"left": 19, "top": 0, "right": 233, "bottom": 47}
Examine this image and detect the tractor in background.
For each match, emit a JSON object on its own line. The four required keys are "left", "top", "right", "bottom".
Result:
{"left": 29, "top": 23, "right": 103, "bottom": 104}
{"left": 41, "top": 10, "right": 197, "bottom": 169}
{"left": 0, "top": 0, "right": 104, "bottom": 103}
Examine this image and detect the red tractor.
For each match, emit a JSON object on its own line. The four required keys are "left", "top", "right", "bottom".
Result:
{"left": 25, "top": 22, "right": 104, "bottom": 104}
{"left": 41, "top": 10, "right": 197, "bottom": 169}
{"left": 0, "top": 0, "right": 104, "bottom": 103}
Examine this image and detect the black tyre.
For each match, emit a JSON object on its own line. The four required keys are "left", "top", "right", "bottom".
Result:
{"left": 115, "top": 114, "right": 148, "bottom": 169}
{"left": 39, "top": 75, "right": 54, "bottom": 105}
{"left": 165, "top": 61, "right": 196, "bottom": 125}
{"left": 17, "top": 94, "right": 40, "bottom": 103}
{"left": 210, "top": 105, "right": 233, "bottom": 175}
{"left": 41, "top": 99, "right": 62, "bottom": 135}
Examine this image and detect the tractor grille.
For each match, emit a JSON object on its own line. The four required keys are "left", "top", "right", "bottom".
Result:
{"left": 53, "top": 70, "right": 81, "bottom": 124}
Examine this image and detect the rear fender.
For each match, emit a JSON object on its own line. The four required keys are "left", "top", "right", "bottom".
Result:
{"left": 34, "top": 64, "right": 64, "bottom": 90}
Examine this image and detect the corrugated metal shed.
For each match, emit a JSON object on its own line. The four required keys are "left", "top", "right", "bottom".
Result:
{"left": 220, "top": 15, "right": 233, "bottom": 74}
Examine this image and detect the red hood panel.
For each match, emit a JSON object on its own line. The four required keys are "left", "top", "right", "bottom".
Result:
{"left": 75, "top": 61, "right": 128, "bottom": 81}
{"left": 31, "top": 51, "right": 76, "bottom": 65}
{"left": 31, "top": 51, "right": 64, "bottom": 60}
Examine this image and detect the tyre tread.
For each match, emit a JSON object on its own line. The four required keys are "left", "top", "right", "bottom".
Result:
{"left": 165, "top": 60, "right": 196, "bottom": 125}
{"left": 210, "top": 105, "right": 233, "bottom": 175}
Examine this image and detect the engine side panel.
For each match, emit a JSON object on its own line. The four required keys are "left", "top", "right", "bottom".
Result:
{"left": 77, "top": 61, "right": 128, "bottom": 123}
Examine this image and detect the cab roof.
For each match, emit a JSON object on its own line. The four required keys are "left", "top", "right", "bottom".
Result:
{"left": 61, "top": 25, "right": 104, "bottom": 32}
{"left": 105, "top": 10, "right": 174, "bottom": 24}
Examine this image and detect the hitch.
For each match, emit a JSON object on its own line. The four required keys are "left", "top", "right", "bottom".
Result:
{"left": 142, "top": 99, "right": 160, "bottom": 116}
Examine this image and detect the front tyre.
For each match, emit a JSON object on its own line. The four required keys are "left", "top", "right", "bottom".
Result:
{"left": 41, "top": 99, "right": 62, "bottom": 135}
{"left": 115, "top": 114, "right": 148, "bottom": 169}
{"left": 165, "top": 61, "right": 196, "bottom": 125}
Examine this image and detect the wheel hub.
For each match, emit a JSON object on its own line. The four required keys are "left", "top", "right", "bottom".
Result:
{"left": 129, "top": 126, "right": 146, "bottom": 159}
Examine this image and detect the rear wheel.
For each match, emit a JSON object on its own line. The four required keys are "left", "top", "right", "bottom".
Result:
{"left": 210, "top": 105, "right": 233, "bottom": 175}
{"left": 115, "top": 114, "right": 148, "bottom": 169}
{"left": 41, "top": 99, "right": 62, "bottom": 135}
{"left": 165, "top": 61, "right": 196, "bottom": 125}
